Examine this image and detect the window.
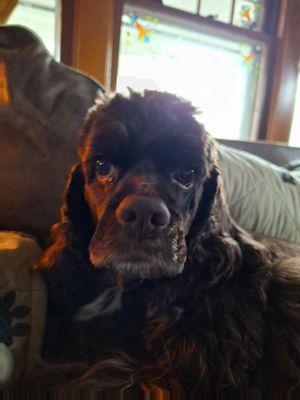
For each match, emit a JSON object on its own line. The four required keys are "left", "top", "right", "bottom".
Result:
{"left": 6, "top": 0, "right": 58, "bottom": 57}
{"left": 117, "top": 3, "right": 268, "bottom": 139}
{"left": 289, "top": 71, "right": 300, "bottom": 147}
{"left": 163, "top": 0, "right": 265, "bottom": 31}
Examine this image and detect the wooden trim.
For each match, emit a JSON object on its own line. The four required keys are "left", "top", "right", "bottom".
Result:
{"left": 0, "top": 0, "right": 18, "bottom": 24}
{"left": 258, "top": 0, "right": 282, "bottom": 140}
{"left": 261, "top": 0, "right": 300, "bottom": 142}
{"left": 60, "top": 0, "right": 75, "bottom": 65}
{"left": 60, "top": 0, "right": 123, "bottom": 92}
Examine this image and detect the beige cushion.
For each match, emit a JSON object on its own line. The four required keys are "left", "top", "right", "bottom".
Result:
{"left": 218, "top": 144, "right": 300, "bottom": 244}
{"left": 0, "top": 231, "right": 46, "bottom": 385}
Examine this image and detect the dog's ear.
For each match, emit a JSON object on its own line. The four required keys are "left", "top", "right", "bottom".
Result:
{"left": 35, "top": 164, "right": 95, "bottom": 311}
{"left": 187, "top": 143, "right": 268, "bottom": 282}
{"left": 188, "top": 164, "right": 229, "bottom": 238}
{"left": 61, "top": 164, "right": 93, "bottom": 237}
{"left": 188, "top": 137, "right": 232, "bottom": 240}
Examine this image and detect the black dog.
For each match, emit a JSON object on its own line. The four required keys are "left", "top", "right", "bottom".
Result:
{"left": 36, "top": 91, "right": 300, "bottom": 391}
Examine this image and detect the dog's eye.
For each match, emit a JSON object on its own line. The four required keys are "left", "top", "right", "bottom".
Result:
{"left": 173, "top": 165, "right": 196, "bottom": 187}
{"left": 95, "top": 160, "right": 118, "bottom": 183}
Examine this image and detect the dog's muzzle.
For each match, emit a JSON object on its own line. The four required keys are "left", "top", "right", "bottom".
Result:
{"left": 116, "top": 195, "right": 171, "bottom": 238}
{"left": 88, "top": 195, "right": 186, "bottom": 282}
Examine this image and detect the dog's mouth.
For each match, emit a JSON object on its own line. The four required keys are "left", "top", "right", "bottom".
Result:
{"left": 89, "top": 223, "right": 187, "bottom": 281}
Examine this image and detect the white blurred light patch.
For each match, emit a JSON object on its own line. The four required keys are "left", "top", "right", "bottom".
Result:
{"left": 117, "top": 11, "right": 262, "bottom": 140}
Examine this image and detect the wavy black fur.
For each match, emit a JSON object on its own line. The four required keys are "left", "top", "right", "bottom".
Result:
{"left": 32, "top": 91, "right": 300, "bottom": 393}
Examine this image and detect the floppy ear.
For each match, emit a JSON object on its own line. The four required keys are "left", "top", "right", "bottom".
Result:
{"left": 188, "top": 165, "right": 230, "bottom": 238}
{"left": 61, "top": 163, "right": 94, "bottom": 239}
{"left": 187, "top": 143, "right": 269, "bottom": 282}
{"left": 188, "top": 136, "right": 233, "bottom": 241}
{"left": 36, "top": 164, "right": 97, "bottom": 312}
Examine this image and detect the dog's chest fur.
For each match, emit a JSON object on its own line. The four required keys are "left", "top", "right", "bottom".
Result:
{"left": 37, "top": 91, "right": 300, "bottom": 390}
{"left": 47, "top": 273, "right": 271, "bottom": 387}
{"left": 143, "top": 279, "right": 269, "bottom": 387}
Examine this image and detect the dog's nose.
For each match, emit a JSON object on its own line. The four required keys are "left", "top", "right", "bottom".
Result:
{"left": 116, "top": 195, "right": 170, "bottom": 235}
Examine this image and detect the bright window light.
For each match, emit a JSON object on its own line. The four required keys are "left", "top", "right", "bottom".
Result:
{"left": 6, "top": 0, "right": 57, "bottom": 57}
{"left": 117, "top": 7, "right": 265, "bottom": 140}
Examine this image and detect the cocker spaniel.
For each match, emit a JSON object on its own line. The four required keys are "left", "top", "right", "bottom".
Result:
{"left": 35, "top": 90, "right": 300, "bottom": 392}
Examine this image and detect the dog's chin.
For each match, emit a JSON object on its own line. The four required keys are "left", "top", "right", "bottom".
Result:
{"left": 89, "top": 249, "right": 186, "bottom": 286}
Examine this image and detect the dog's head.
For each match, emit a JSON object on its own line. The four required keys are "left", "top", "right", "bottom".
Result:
{"left": 63, "top": 91, "right": 221, "bottom": 283}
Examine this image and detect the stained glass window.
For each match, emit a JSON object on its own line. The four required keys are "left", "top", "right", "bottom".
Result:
{"left": 117, "top": 6, "right": 266, "bottom": 140}
{"left": 162, "top": 0, "right": 265, "bottom": 31}
{"left": 233, "top": 0, "right": 264, "bottom": 31}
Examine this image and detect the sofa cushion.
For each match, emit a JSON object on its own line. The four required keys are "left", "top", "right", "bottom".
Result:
{"left": 218, "top": 144, "right": 300, "bottom": 244}
{"left": 0, "top": 26, "right": 103, "bottom": 243}
{"left": 0, "top": 231, "right": 45, "bottom": 385}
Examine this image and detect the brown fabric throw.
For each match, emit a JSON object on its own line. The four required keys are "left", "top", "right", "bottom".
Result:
{"left": 0, "top": 26, "right": 103, "bottom": 243}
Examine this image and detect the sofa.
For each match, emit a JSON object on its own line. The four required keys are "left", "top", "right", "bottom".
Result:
{"left": 0, "top": 26, "right": 299, "bottom": 386}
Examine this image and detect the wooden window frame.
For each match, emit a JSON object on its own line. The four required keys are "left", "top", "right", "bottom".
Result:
{"left": 261, "top": 0, "right": 300, "bottom": 142}
{"left": 60, "top": 0, "right": 122, "bottom": 91}
{"left": 60, "top": 0, "right": 300, "bottom": 143}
